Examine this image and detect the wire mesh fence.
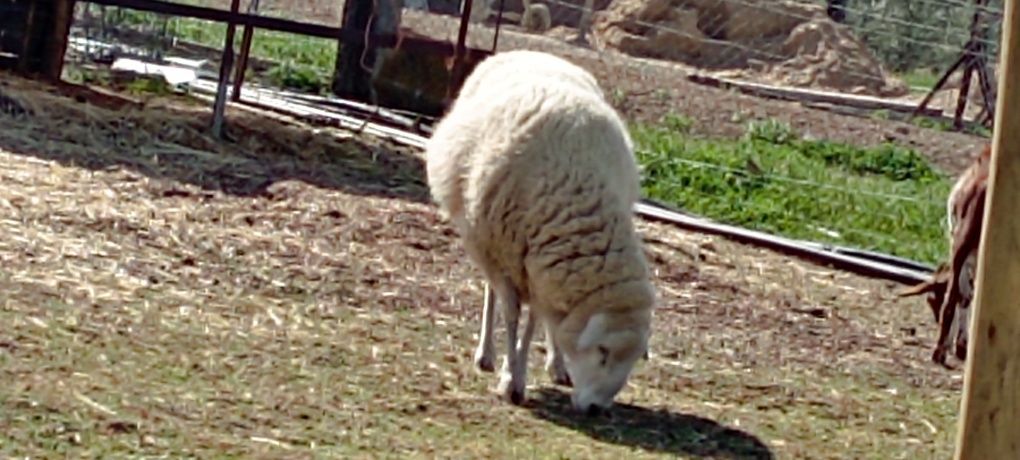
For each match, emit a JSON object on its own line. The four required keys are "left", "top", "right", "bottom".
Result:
{"left": 57, "top": 0, "right": 999, "bottom": 268}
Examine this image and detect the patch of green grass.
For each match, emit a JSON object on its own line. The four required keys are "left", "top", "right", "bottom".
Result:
{"left": 633, "top": 116, "right": 952, "bottom": 264}
{"left": 897, "top": 68, "right": 940, "bottom": 92}
{"left": 172, "top": 18, "right": 337, "bottom": 92}
{"left": 911, "top": 116, "right": 993, "bottom": 138}
{"left": 103, "top": 8, "right": 337, "bottom": 93}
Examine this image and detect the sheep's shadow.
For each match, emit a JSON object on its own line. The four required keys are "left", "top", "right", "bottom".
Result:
{"left": 526, "top": 388, "right": 775, "bottom": 459}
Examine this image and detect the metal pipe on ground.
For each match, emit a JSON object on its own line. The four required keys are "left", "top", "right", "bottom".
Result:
{"left": 633, "top": 200, "right": 931, "bottom": 285}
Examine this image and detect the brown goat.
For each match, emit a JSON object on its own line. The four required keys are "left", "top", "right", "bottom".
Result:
{"left": 899, "top": 144, "right": 991, "bottom": 368}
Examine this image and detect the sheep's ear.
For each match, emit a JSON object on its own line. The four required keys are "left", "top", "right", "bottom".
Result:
{"left": 577, "top": 313, "right": 608, "bottom": 351}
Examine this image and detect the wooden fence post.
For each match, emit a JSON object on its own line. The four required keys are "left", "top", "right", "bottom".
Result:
{"left": 12, "top": 0, "right": 77, "bottom": 80}
{"left": 211, "top": 0, "right": 241, "bottom": 138}
{"left": 332, "top": 0, "right": 374, "bottom": 101}
{"left": 43, "top": 0, "right": 77, "bottom": 80}
{"left": 953, "top": 0, "right": 1020, "bottom": 458}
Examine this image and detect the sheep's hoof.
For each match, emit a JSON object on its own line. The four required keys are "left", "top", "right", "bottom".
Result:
{"left": 497, "top": 374, "right": 525, "bottom": 405}
{"left": 474, "top": 352, "right": 496, "bottom": 373}
{"left": 547, "top": 363, "right": 572, "bottom": 387}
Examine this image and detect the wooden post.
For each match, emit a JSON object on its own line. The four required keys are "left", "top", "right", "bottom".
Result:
{"left": 43, "top": 0, "right": 77, "bottom": 81}
{"left": 448, "top": 0, "right": 474, "bottom": 94}
{"left": 211, "top": 0, "right": 241, "bottom": 138}
{"left": 913, "top": 0, "right": 996, "bottom": 129}
{"left": 231, "top": 0, "right": 260, "bottom": 102}
{"left": 491, "top": 0, "right": 505, "bottom": 50}
{"left": 13, "top": 0, "right": 76, "bottom": 80}
{"left": 331, "top": 0, "right": 374, "bottom": 100}
{"left": 954, "top": 0, "right": 1020, "bottom": 458}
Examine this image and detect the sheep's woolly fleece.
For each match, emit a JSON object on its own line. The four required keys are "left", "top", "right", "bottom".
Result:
{"left": 425, "top": 50, "right": 654, "bottom": 325}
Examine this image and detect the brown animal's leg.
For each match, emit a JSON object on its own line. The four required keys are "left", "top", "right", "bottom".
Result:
{"left": 935, "top": 182, "right": 986, "bottom": 367}
{"left": 897, "top": 266, "right": 949, "bottom": 324}
{"left": 953, "top": 253, "right": 977, "bottom": 361}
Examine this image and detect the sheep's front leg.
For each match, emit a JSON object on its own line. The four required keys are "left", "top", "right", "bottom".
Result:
{"left": 496, "top": 288, "right": 528, "bottom": 405}
{"left": 543, "top": 320, "right": 572, "bottom": 387}
{"left": 473, "top": 283, "right": 497, "bottom": 373}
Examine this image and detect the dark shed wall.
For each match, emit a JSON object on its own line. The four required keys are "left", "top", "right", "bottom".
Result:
{"left": 0, "top": 0, "right": 29, "bottom": 69}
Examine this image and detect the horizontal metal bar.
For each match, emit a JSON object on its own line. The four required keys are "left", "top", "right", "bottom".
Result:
{"left": 80, "top": 0, "right": 473, "bottom": 56}
{"left": 84, "top": 0, "right": 345, "bottom": 38}
{"left": 634, "top": 200, "right": 931, "bottom": 285}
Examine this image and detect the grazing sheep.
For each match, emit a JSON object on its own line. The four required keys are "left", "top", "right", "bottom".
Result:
{"left": 899, "top": 144, "right": 990, "bottom": 367}
{"left": 426, "top": 50, "right": 655, "bottom": 413}
{"left": 448, "top": 49, "right": 610, "bottom": 389}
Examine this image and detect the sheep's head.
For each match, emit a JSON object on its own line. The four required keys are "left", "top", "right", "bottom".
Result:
{"left": 557, "top": 310, "right": 650, "bottom": 415}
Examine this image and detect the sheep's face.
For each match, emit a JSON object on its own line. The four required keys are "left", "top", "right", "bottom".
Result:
{"left": 560, "top": 312, "right": 648, "bottom": 414}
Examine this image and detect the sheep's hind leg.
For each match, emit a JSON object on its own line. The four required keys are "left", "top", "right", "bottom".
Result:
{"left": 496, "top": 286, "right": 529, "bottom": 405}
{"left": 511, "top": 307, "right": 537, "bottom": 378}
{"left": 473, "top": 283, "right": 497, "bottom": 373}
{"left": 543, "top": 320, "right": 572, "bottom": 387}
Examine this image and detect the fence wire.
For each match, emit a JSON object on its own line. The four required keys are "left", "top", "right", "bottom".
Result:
{"left": 58, "top": 0, "right": 998, "bottom": 265}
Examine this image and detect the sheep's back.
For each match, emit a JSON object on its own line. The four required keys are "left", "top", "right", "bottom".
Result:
{"left": 461, "top": 84, "right": 647, "bottom": 311}
{"left": 454, "top": 50, "right": 604, "bottom": 107}
{"left": 427, "top": 51, "right": 607, "bottom": 228}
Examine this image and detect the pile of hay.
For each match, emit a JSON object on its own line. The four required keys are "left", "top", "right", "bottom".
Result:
{"left": 590, "top": 0, "right": 908, "bottom": 97}
{"left": 0, "top": 75, "right": 428, "bottom": 200}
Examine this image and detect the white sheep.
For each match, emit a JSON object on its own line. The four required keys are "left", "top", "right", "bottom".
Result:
{"left": 426, "top": 50, "right": 655, "bottom": 413}
{"left": 449, "top": 50, "right": 611, "bottom": 390}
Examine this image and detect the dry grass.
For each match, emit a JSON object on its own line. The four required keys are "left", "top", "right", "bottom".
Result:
{"left": 0, "top": 74, "right": 963, "bottom": 458}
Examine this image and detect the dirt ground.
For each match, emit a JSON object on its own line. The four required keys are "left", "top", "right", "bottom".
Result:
{"left": 0, "top": 74, "right": 963, "bottom": 458}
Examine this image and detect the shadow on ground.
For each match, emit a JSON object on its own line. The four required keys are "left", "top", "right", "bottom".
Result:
{"left": 527, "top": 388, "right": 774, "bottom": 459}
{"left": 0, "top": 77, "right": 430, "bottom": 202}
